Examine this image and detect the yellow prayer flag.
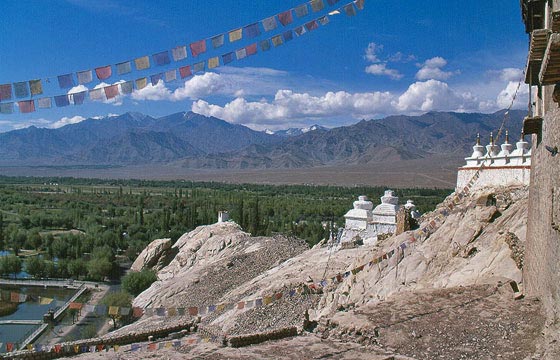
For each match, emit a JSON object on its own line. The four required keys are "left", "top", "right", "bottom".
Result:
{"left": 263, "top": 296, "right": 272, "bottom": 305}
{"left": 208, "top": 57, "right": 219, "bottom": 69}
{"left": 217, "top": 304, "right": 225, "bottom": 311}
{"left": 164, "top": 342, "right": 172, "bottom": 349}
{"left": 229, "top": 28, "right": 242, "bottom": 42}
{"left": 27, "top": 344, "right": 33, "bottom": 351}
{"left": 113, "top": 345, "right": 120, "bottom": 352}
{"left": 135, "top": 78, "right": 148, "bottom": 90}
{"left": 134, "top": 56, "right": 150, "bottom": 70}
{"left": 108, "top": 306, "right": 119, "bottom": 316}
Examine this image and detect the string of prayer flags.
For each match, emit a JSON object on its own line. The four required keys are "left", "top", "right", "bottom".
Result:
{"left": 135, "top": 77, "right": 148, "bottom": 90}
{"left": 171, "top": 46, "right": 187, "bottom": 61}
{"left": 116, "top": 61, "right": 132, "bottom": 75}
{"left": 211, "top": 34, "right": 225, "bottom": 49}
{"left": 104, "top": 84, "right": 119, "bottom": 99}
{"left": 295, "top": 4, "right": 309, "bottom": 18}
{"left": 222, "top": 52, "right": 235, "bottom": 64}
{"left": 95, "top": 65, "right": 112, "bottom": 80}
{"left": 305, "top": 20, "right": 319, "bottom": 31}
{"left": 229, "top": 28, "right": 243, "bottom": 43}
{"left": 14, "top": 82, "right": 29, "bottom": 98}
{"left": 57, "top": 74, "right": 74, "bottom": 88}
{"left": 262, "top": 16, "right": 277, "bottom": 31}
{"left": 244, "top": 23, "right": 261, "bottom": 39}
{"left": 294, "top": 26, "right": 307, "bottom": 36}
{"left": 283, "top": 30, "right": 294, "bottom": 42}
{"left": 278, "top": 10, "right": 294, "bottom": 26}
{"left": 272, "top": 35, "right": 284, "bottom": 47}
{"left": 190, "top": 39, "right": 207, "bottom": 57}
{"left": 29, "top": 79, "right": 43, "bottom": 95}
{"left": 0, "top": 84, "right": 12, "bottom": 100}
{"left": 134, "top": 56, "right": 151, "bottom": 71}
{"left": 236, "top": 48, "right": 247, "bottom": 60}
{"left": 150, "top": 73, "right": 164, "bottom": 86}
{"left": 37, "top": 97, "right": 51, "bottom": 108}
{"left": 77, "top": 70, "right": 93, "bottom": 84}
{"left": 311, "top": 0, "right": 325, "bottom": 12}
{"left": 260, "top": 39, "right": 271, "bottom": 51}
{"left": 153, "top": 51, "right": 171, "bottom": 66}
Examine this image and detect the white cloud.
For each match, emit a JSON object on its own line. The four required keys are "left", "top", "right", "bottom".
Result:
{"left": 415, "top": 57, "right": 457, "bottom": 80}
{"left": 365, "top": 64, "right": 404, "bottom": 80}
{"left": 50, "top": 115, "right": 86, "bottom": 129}
{"left": 11, "top": 118, "right": 51, "bottom": 130}
{"left": 496, "top": 81, "right": 529, "bottom": 109}
{"left": 489, "top": 68, "right": 524, "bottom": 82}
{"left": 364, "top": 42, "right": 383, "bottom": 63}
{"left": 394, "top": 79, "right": 478, "bottom": 113}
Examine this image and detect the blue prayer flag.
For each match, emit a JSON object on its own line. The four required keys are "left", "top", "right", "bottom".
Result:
{"left": 57, "top": 74, "right": 74, "bottom": 88}
{"left": 283, "top": 30, "right": 293, "bottom": 42}
{"left": 260, "top": 39, "right": 271, "bottom": 51}
{"left": 211, "top": 34, "right": 225, "bottom": 49}
{"left": 153, "top": 51, "right": 171, "bottom": 66}
{"left": 327, "top": 0, "right": 340, "bottom": 5}
{"left": 0, "top": 102, "right": 13, "bottom": 114}
{"left": 54, "top": 95, "right": 70, "bottom": 107}
{"left": 244, "top": 23, "right": 260, "bottom": 38}
{"left": 72, "top": 91, "right": 86, "bottom": 105}
{"left": 222, "top": 52, "right": 235, "bottom": 65}
{"left": 150, "top": 73, "right": 164, "bottom": 86}
{"left": 14, "top": 82, "right": 29, "bottom": 98}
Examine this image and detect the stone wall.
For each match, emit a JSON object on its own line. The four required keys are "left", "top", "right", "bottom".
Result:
{"left": 525, "top": 83, "right": 560, "bottom": 321}
{"left": 456, "top": 167, "right": 531, "bottom": 192}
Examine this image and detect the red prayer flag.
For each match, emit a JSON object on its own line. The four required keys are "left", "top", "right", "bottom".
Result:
{"left": 96, "top": 344, "right": 104, "bottom": 352}
{"left": 69, "top": 302, "right": 83, "bottom": 310}
{"left": 54, "top": 344, "right": 62, "bottom": 353}
{"left": 6, "top": 343, "right": 14, "bottom": 352}
{"left": 18, "top": 100, "right": 35, "bottom": 113}
{"left": 104, "top": 84, "right": 119, "bottom": 99}
{"left": 179, "top": 65, "right": 192, "bottom": 79}
{"left": 148, "top": 343, "right": 157, "bottom": 351}
{"left": 278, "top": 10, "right": 293, "bottom": 26}
{"left": 0, "top": 84, "right": 12, "bottom": 100}
{"left": 132, "top": 306, "right": 144, "bottom": 318}
{"left": 245, "top": 43, "right": 257, "bottom": 56}
{"left": 10, "top": 292, "right": 19, "bottom": 302}
{"left": 305, "top": 20, "right": 318, "bottom": 31}
{"left": 274, "top": 292, "right": 282, "bottom": 300}
{"left": 188, "top": 306, "right": 198, "bottom": 316}
{"left": 95, "top": 65, "right": 112, "bottom": 80}
{"left": 190, "top": 40, "right": 206, "bottom": 57}
{"left": 237, "top": 301, "right": 245, "bottom": 309}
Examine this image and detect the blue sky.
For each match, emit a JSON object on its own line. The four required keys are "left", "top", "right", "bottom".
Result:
{"left": 0, "top": 0, "right": 529, "bottom": 132}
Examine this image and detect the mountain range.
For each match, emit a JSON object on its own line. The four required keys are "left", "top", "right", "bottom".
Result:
{"left": 0, "top": 110, "right": 525, "bottom": 169}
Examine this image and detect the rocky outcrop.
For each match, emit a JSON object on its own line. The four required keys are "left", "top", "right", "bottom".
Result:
{"left": 130, "top": 238, "right": 174, "bottom": 272}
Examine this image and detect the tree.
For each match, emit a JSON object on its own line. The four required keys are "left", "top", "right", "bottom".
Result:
{"left": 67, "top": 259, "right": 87, "bottom": 279}
{"left": 101, "top": 292, "right": 132, "bottom": 329}
{"left": 87, "top": 257, "right": 112, "bottom": 281}
{"left": 25, "top": 256, "right": 46, "bottom": 278}
{"left": 0, "top": 255, "right": 22, "bottom": 278}
{"left": 122, "top": 269, "right": 157, "bottom": 296}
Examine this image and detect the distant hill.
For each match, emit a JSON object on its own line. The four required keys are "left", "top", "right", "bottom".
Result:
{"left": 264, "top": 124, "right": 328, "bottom": 137}
{"left": 0, "top": 110, "right": 525, "bottom": 169}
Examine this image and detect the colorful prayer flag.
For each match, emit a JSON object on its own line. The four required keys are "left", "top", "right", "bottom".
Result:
{"left": 193, "top": 61, "right": 205, "bottom": 73}
{"left": 344, "top": 3, "right": 357, "bottom": 16}
{"left": 120, "top": 81, "right": 134, "bottom": 94}
{"left": 222, "top": 52, "right": 235, "bottom": 64}
{"left": 244, "top": 23, "right": 260, "bottom": 38}
{"left": 69, "top": 302, "right": 83, "bottom": 310}
{"left": 132, "top": 307, "right": 144, "bottom": 318}
{"left": 172, "top": 46, "right": 187, "bottom": 61}
{"left": 190, "top": 39, "right": 207, "bottom": 57}
{"left": 77, "top": 69, "right": 93, "bottom": 84}
{"left": 179, "top": 65, "right": 192, "bottom": 78}
{"left": 305, "top": 20, "right": 319, "bottom": 31}
{"left": 29, "top": 79, "right": 43, "bottom": 95}
{"left": 272, "top": 35, "right": 284, "bottom": 47}
{"left": 0, "top": 84, "right": 12, "bottom": 100}
{"left": 165, "top": 70, "right": 177, "bottom": 82}
{"left": 260, "top": 39, "right": 271, "bottom": 51}
{"left": 295, "top": 4, "right": 309, "bottom": 18}
{"left": 246, "top": 300, "right": 254, "bottom": 308}
{"left": 155, "top": 307, "right": 166, "bottom": 316}
{"left": 327, "top": 0, "right": 340, "bottom": 4}
{"left": 262, "top": 16, "right": 277, "bottom": 31}
{"left": 283, "top": 30, "right": 294, "bottom": 42}
{"left": 58, "top": 74, "right": 74, "bottom": 88}
{"left": 274, "top": 292, "right": 283, "bottom": 300}
{"left": 54, "top": 95, "right": 70, "bottom": 107}
{"left": 354, "top": 0, "right": 365, "bottom": 10}
{"left": 150, "top": 73, "right": 164, "bottom": 86}
{"left": 188, "top": 307, "right": 198, "bottom": 316}
{"left": 236, "top": 48, "right": 247, "bottom": 60}
{"left": 134, "top": 56, "right": 150, "bottom": 70}
{"left": 7, "top": 343, "right": 14, "bottom": 352}
{"left": 177, "top": 307, "right": 186, "bottom": 315}
{"left": 318, "top": 15, "right": 330, "bottom": 25}
{"left": 153, "top": 51, "right": 171, "bottom": 66}
{"left": 289, "top": 289, "right": 296, "bottom": 296}
{"left": 108, "top": 306, "right": 119, "bottom": 316}
{"left": 18, "top": 100, "right": 35, "bottom": 113}
{"left": 14, "top": 81, "right": 29, "bottom": 98}
{"left": 245, "top": 43, "right": 257, "bottom": 56}
{"left": 167, "top": 307, "right": 177, "bottom": 316}
{"left": 207, "top": 305, "right": 216, "bottom": 313}
{"left": 278, "top": 10, "right": 293, "bottom": 26}
{"left": 95, "top": 65, "right": 112, "bottom": 80}
{"left": 40, "top": 296, "right": 53, "bottom": 305}
{"left": 237, "top": 301, "right": 245, "bottom": 309}
{"left": 95, "top": 304, "right": 107, "bottom": 315}
{"left": 104, "top": 84, "right": 119, "bottom": 99}
{"left": 263, "top": 296, "right": 272, "bottom": 305}
{"left": 255, "top": 298, "right": 263, "bottom": 307}
{"left": 294, "top": 26, "right": 307, "bottom": 36}
{"left": 208, "top": 56, "right": 219, "bottom": 69}
{"left": 116, "top": 61, "right": 132, "bottom": 75}
{"left": 229, "top": 28, "right": 243, "bottom": 42}
{"left": 135, "top": 77, "right": 148, "bottom": 90}
{"left": 0, "top": 102, "right": 14, "bottom": 114}
{"left": 211, "top": 34, "right": 225, "bottom": 49}
{"left": 311, "top": 0, "right": 325, "bottom": 12}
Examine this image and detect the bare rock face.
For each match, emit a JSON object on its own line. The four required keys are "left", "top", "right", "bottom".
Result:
{"left": 130, "top": 238, "right": 173, "bottom": 272}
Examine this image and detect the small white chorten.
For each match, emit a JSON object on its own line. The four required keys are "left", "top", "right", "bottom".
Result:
{"left": 218, "top": 211, "right": 229, "bottom": 223}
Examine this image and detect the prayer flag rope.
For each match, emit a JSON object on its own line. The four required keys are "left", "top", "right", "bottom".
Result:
{"left": 0, "top": 1, "right": 364, "bottom": 115}
{"left": 0, "top": 0, "right": 364, "bottom": 105}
